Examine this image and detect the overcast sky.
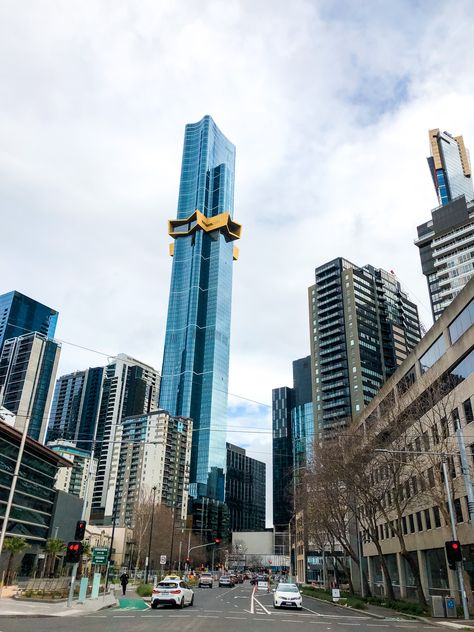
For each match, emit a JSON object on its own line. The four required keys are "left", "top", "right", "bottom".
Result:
{"left": 2, "top": 0, "right": 474, "bottom": 524}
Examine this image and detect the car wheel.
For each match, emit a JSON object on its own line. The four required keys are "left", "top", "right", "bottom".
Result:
{"left": 273, "top": 604, "right": 279, "bottom": 609}
{"left": 151, "top": 602, "right": 158, "bottom": 610}
{"left": 179, "top": 598, "right": 185, "bottom": 609}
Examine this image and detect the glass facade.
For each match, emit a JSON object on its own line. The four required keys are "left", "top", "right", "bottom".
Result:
{"left": 0, "top": 291, "right": 58, "bottom": 355}
{"left": 419, "top": 335, "right": 446, "bottom": 374}
{"left": 225, "top": 443, "right": 266, "bottom": 531}
{"left": 449, "top": 299, "right": 474, "bottom": 344}
{"left": 47, "top": 366, "right": 104, "bottom": 447}
{"left": 0, "top": 333, "right": 61, "bottom": 442}
{"left": 428, "top": 130, "right": 473, "bottom": 206}
{"left": 272, "top": 386, "right": 294, "bottom": 527}
{"left": 159, "top": 116, "right": 238, "bottom": 501}
{"left": 0, "top": 427, "right": 67, "bottom": 545}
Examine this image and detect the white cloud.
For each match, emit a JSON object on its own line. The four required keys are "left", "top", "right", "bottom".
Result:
{"left": 2, "top": 0, "right": 474, "bottom": 524}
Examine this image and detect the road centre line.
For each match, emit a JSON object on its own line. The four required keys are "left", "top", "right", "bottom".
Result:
{"left": 253, "top": 595, "right": 271, "bottom": 614}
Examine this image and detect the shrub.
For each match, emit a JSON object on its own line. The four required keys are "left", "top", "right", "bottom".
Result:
{"left": 136, "top": 583, "right": 153, "bottom": 597}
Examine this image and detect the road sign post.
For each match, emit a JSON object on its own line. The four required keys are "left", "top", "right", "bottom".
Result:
{"left": 92, "top": 547, "right": 109, "bottom": 565}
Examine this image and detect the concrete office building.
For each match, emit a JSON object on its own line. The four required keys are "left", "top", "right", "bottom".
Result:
{"left": 225, "top": 443, "right": 266, "bottom": 532}
{"left": 352, "top": 278, "right": 474, "bottom": 602}
{"left": 0, "top": 332, "right": 61, "bottom": 442}
{"left": 112, "top": 411, "right": 192, "bottom": 527}
{"left": 309, "top": 258, "right": 421, "bottom": 438}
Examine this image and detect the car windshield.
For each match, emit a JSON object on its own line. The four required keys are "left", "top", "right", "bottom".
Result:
{"left": 158, "top": 582, "right": 179, "bottom": 588}
{"left": 278, "top": 585, "right": 299, "bottom": 592}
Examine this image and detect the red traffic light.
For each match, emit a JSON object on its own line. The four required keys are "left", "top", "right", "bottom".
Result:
{"left": 75, "top": 520, "right": 87, "bottom": 541}
{"left": 65, "top": 541, "right": 83, "bottom": 563}
{"left": 445, "top": 540, "right": 463, "bottom": 569}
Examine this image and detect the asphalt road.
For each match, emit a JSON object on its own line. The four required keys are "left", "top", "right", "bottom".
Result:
{"left": 0, "top": 582, "right": 440, "bottom": 632}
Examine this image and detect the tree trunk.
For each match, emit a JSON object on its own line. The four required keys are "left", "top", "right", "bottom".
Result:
{"left": 401, "top": 550, "right": 426, "bottom": 607}
{"left": 373, "top": 541, "right": 395, "bottom": 601}
{"left": 5, "top": 553, "right": 14, "bottom": 586}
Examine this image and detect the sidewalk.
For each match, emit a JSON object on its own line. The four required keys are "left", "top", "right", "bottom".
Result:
{"left": 0, "top": 587, "right": 118, "bottom": 617}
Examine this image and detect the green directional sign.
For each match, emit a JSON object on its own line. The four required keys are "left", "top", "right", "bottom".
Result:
{"left": 92, "top": 547, "right": 109, "bottom": 565}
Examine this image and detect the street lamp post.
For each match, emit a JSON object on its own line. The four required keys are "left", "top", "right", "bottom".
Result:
{"left": 145, "top": 486, "right": 157, "bottom": 584}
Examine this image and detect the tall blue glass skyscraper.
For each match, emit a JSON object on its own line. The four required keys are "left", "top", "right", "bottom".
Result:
{"left": 160, "top": 115, "right": 241, "bottom": 501}
{"left": 0, "top": 291, "right": 58, "bottom": 354}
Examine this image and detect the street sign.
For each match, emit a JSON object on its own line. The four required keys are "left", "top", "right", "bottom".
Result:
{"left": 332, "top": 588, "right": 340, "bottom": 602}
{"left": 92, "top": 547, "right": 109, "bottom": 565}
{"left": 160, "top": 555, "right": 167, "bottom": 565}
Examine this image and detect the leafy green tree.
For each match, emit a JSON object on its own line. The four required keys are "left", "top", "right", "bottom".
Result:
{"left": 4, "top": 537, "right": 29, "bottom": 585}
{"left": 43, "top": 539, "right": 65, "bottom": 577}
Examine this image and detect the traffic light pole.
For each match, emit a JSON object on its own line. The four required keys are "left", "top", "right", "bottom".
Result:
{"left": 442, "top": 456, "right": 469, "bottom": 620}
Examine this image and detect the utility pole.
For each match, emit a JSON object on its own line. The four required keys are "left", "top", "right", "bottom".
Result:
{"left": 442, "top": 456, "right": 469, "bottom": 620}
{"left": 145, "top": 486, "right": 157, "bottom": 584}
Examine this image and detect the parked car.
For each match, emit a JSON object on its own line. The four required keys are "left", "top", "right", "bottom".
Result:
{"left": 151, "top": 579, "right": 194, "bottom": 609}
{"left": 218, "top": 575, "right": 234, "bottom": 588}
{"left": 273, "top": 583, "right": 302, "bottom": 610}
{"left": 198, "top": 572, "right": 214, "bottom": 588}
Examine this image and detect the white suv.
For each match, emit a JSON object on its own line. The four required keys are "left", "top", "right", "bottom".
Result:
{"left": 151, "top": 579, "right": 194, "bottom": 609}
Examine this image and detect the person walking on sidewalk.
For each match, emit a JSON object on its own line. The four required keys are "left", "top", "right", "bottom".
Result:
{"left": 120, "top": 572, "right": 129, "bottom": 596}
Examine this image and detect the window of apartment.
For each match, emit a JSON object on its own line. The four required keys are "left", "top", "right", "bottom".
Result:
{"left": 454, "top": 498, "right": 464, "bottom": 523}
{"left": 415, "top": 437, "right": 422, "bottom": 453}
{"left": 433, "top": 506, "right": 441, "bottom": 528}
{"left": 425, "top": 508, "right": 432, "bottom": 530}
{"left": 412, "top": 476, "right": 418, "bottom": 495}
{"left": 463, "top": 398, "right": 474, "bottom": 424}
{"left": 432, "top": 424, "right": 440, "bottom": 445}
{"left": 420, "top": 335, "right": 446, "bottom": 374}
{"left": 449, "top": 299, "right": 474, "bottom": 344}
{"left": 408, "top": 514, "right": 415, "bottom": 533}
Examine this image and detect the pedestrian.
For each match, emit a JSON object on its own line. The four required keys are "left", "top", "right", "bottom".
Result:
{"left": 120, "top": 572, "right": 129, "bottom": 596}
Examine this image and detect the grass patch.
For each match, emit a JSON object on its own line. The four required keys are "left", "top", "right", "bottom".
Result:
{"left": 135, "top": 583, "right": 153, "bottom": 597}
{"left": 301, "top": 586, "right": 428, "bottom": 616}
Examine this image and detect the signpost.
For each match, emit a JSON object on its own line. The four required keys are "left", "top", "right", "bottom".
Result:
{"left": 92, "top": 547, "right": 109, "bottom": 565}
{"left": 160, "top": 555, "right": 167, "bottom": 565}
{"left": 332, "top": 588, "right": 340, "bottom": 602}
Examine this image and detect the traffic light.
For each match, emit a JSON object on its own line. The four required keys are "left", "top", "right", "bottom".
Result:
{"left": 445, "top": 540, "right": 463, "bottom": 570}
{"left": 74, "top": 520, "right": 87, "bottom": 541}
{"left": 214, "top": 538, "right": 221, "bottom": 544}
{"left": 65, "top": 541, "right": 82, "bottom": 563}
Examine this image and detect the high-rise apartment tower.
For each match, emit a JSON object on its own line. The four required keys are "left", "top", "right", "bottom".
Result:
{"left": 416, "top": 130, "right": 474, "bottom": 320}
{"left": 159, "top": 115, "right": 241, "bottom": 502}
{"left": 309, "top": 258, "right": 421, "bottom": 438}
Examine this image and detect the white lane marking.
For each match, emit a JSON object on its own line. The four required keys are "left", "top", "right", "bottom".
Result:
{"left": 281, "top": 620, "right": 305, "bottom": 624}
{"left": 113, "top": 615, "right": 136, "bottom": 618}
{"left": 198, "top": 615, "right": 219, "bottom": 618}
{"left": 302, "top": 605, "right": 322, "bottom": 616}
{"left": 168, "top": 614, "right": 190, "bottom": 617}
{"left": 217, "top": 587, "right": 236, "bottom": 599}
{"left": 225, "top": 616, "right": 247, "bottom": 619}
{"left": 253, "top": 595, "right": 271, "bottom": 615}
{"left": 336, "top": 624, "right": 360, "bottom": 626}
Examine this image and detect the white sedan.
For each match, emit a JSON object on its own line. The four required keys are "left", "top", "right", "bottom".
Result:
{"left": 273, "top": 583, "right": 303, "bottom": 609}
{"left": 151, "top": 579, "right": 194, "bottom": 608}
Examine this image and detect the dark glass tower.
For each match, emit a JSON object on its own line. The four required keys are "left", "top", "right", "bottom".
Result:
{"left": 225, "top": 443, "right": 266, "bottom": 532}
{"left": 159, "top": 116, "right": 241, "bottom": 501}
{"left": 0, "top": 291, "right": 58, "bottom": 355}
